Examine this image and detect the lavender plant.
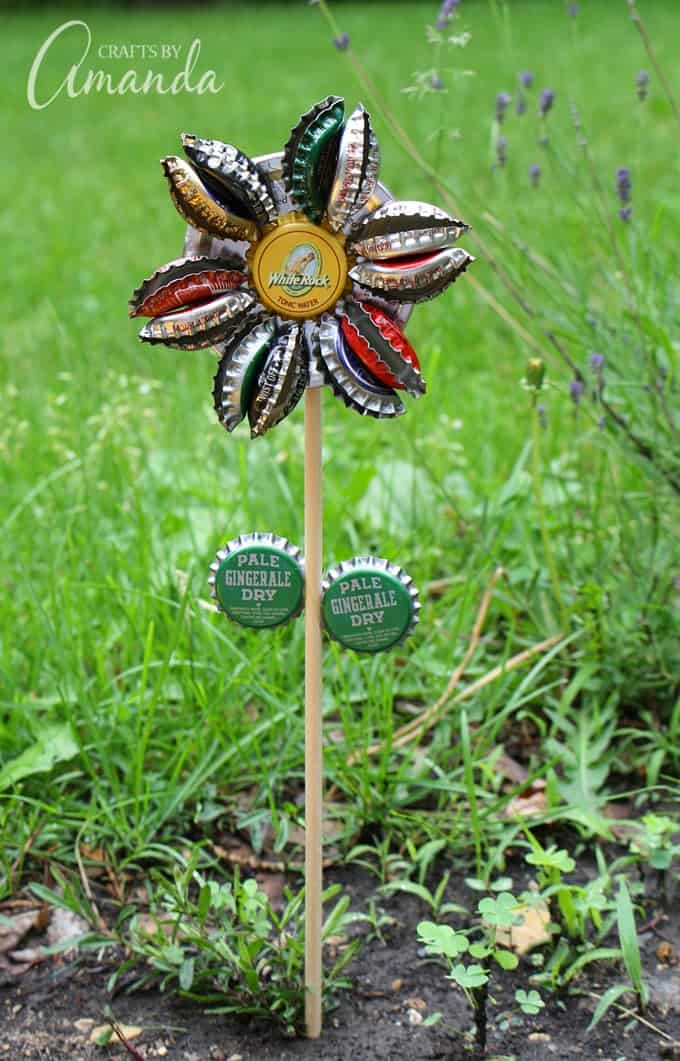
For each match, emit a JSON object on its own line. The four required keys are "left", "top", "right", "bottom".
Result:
{"left": 314, "top": 0, "right": 680, "bottom": 714}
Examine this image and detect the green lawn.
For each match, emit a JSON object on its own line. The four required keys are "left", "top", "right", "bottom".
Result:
{"left": 0, "top": 0, "right": 678, "bottom": 1013}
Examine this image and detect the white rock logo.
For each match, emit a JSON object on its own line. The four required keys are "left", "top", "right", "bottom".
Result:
{"left": 268, "top": 242, "right": 328, "bottom": 298}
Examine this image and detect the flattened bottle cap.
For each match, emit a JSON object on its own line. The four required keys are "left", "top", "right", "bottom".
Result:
{"left": 327, "top": 104, "right": 380, "bottom": 234}
{"left": 281, "top": 96, "right": 345, "bottom": 223}
{"left": 316, "top": 314, "right": 404, "bottom": 419}
{"left": 322, "top": 556, "right": 420, "bottom": 653}
{"left": 209, "top": 533, "right": 304, "bottom": 629}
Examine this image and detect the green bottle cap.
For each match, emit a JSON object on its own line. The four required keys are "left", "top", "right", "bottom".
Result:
{"left": 321, "top": 556, "right": 420, "bottom": 654}
{"left": 209, "top": 533, "right": 304, "bottom": 629}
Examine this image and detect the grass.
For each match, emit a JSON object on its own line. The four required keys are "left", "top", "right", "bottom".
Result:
{"left": 0, "top": 0, "right": 679, "bottom": 1035}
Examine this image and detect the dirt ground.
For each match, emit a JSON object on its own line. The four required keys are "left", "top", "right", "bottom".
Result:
{"left": 1, "top": 867, "right": 679, "bottom": 1061}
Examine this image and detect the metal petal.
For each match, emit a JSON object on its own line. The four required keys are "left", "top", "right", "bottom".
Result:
{"left": 339, "top": 300, "right": 426, "bottom": 397}
{"left": 326, "top": 104, "right": 380, "bottom": 233}
{"left": 348, "top": 199, "right": 469, "bottom": 259}
{"left": 128, "top": 255, "right": 247, "bottom": 318}
{"left": 213, "top": 317, "right": 277, "bottom": 432}
{"left": 249, "top": 323, "right": 307, "bottom": 438}
{"left": 281, "top": 96, "right": 345, "bottom": 223}
{"left": 181, "top": 134, "right": 278, "bottom": 228}
{"left": 138, "top": 289, "right": 256, "bottom": 350}
{"left": 349, "top": 247, "right": 474, "bottom": 303}
{"left": 162, "top": 157, "right": 258, "bottom": 243}
{"left": 316, "top": 316, "right": 404, "bottom": 419}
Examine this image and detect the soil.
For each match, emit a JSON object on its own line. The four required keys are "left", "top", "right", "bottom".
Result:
{"left": 1, "top": 866, "right": 679, "bottom": 1061}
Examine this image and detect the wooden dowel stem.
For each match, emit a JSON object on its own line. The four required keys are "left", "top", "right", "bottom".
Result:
{"left": 304, "top": 386, "right": 323, "bottom": 1039}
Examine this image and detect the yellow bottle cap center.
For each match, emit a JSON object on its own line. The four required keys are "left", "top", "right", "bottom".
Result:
{"left": 250, "top": 219, "right": 348, "bottom": 320}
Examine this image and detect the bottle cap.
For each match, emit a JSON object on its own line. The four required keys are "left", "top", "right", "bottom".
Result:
{"left": 138, "top": 288, "right": 255, "bottom": 350}
{"left": 248, "top": 323, "right": 307, "bottom": 438}
{"left": 282, "top": 96, "right": 345, "bottom": 223}
{"left": 181, "top": 134, "right": 278, "bottom": 228}
{"left": 209, "top": 533, "right": 304, "bottom": 629}
{"left": 162, "top": 156, "right": 258, "bottom": 243}
{"left": 316, "top": 315, "right": 404, "bottom": 419}
{"left": 213, "top": 317, "right": 277, "bottom": 432}
{"left": 322, "top": 556, "right": 420, "bottom": 653}
{"left": 348, "top": 199, "right": 469, "bottom": 259}
{"left": 349, "top": 246, "right": 473, "bottom": 304}
{"left": 339, "top": 300, "right": 426, "bottom": 396}
{"left": 248, "top": 214, "right": 348, "bottom": 320}
{"left": 326, "top": 104, "right": 380, "bottom": 233}
{"left": 128, "top": 255, "right": 247, "bottom": 319}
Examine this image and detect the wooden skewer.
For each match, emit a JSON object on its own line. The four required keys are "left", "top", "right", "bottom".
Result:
{"left": 304, "top": 386, "right": 323, "bottom": 1039}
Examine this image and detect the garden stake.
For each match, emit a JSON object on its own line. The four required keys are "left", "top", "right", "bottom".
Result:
{"left": 304, "top": 385, "right": 323, "bottom": 1036}
{"left": 128, "top": 96, "right": 473, "bottom": 1038}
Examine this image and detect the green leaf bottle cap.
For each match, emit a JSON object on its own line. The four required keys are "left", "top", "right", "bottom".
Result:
{"left": 209, "top": 533, "right": 304, "bottom": 629}
{"left": 321, "top": 556, "right": 420, "bottom": 654}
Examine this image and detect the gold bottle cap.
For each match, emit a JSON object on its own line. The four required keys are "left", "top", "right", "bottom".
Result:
{"left": 249, "top": 214, "right": 348, "bottom": 320}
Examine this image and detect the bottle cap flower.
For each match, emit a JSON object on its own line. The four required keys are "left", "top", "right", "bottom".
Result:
{"left": 129, "top": 98, "right": 474, "bottom": 437}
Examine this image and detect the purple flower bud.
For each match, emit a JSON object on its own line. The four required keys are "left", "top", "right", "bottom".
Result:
{"left": 332, "top": 32, "right": 350, "bottom": 51}
{"left": 516, "top": 94, "right": 527, "bottom": 115}
{"left": 636, "top": 69, "right": 649, "bottom": 101}
{"left": 519, "top": 71, "right": 534, "bottom": 89}
{"left": 616, "top": 168, "right": 633, "bottom": 222}
{"left": 616, "top": 167, "right": 632, "bottom": 203}
{"left": 495, "top": 91, "right": 512, "bottom": 123}
{"left": 495, "top": 135, "right": 507, "bottom": 168}
{"left": 570, "top": 379, "right": 585, "bottom": 404}
{"left": 539, "top": 89, "right": 556, "bottom": 117}
{"left": 590, "top": 353, "right": 605, "bottom": 373}
{"left": 431, "top": 73, "right": 445, "bottom": 90}
{"left": 567, "top": 2, "right": 579, "bottom": 15}
{"left": 436, "top": 0, "right": 460, "bottom": 29}
{"left": 538, "top": 403, "right": 548, "bottom": 429}
{"left": 529, "top": 163, "right": 541, "bottom": 187}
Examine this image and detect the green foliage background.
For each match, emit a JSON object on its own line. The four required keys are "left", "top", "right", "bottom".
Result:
{"left": 0, "top": 1, "right": 678, "bottom": 879}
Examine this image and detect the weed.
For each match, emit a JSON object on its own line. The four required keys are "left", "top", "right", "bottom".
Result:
{"left": 515, "top": 988, "right": 545, "bottom": 1016}
{"left": 418, "top": 888, "right": 531, "bottom": 1052}
{"left": 110, "top": 854, "right": 361, "bottom": 1036}
{"left": 585, "top": 875, "right": 651, "bottom": 1031}
{"left": 380, "top": 836, "right": 467, "bottom": 917}
{"left": 615, "top": 877, "right": 649, "bottom": 1014}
